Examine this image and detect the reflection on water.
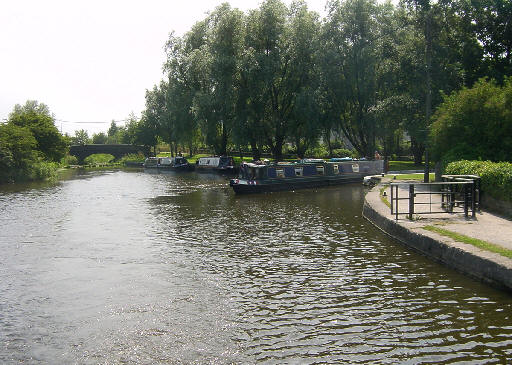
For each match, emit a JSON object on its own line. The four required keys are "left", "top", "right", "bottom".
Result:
{"left": 1, "top": 170, "right": 511, "bottom": 363}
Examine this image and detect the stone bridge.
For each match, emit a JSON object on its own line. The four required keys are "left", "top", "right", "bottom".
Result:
{"left": 69, "top": 144, "right": 150, "bottom": 163}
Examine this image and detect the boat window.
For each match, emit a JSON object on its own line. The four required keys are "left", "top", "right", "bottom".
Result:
{"left": 276, "top": 169, "right": 285, "bottom": 178}
{"left": 316, "top": 166, "right": 324, "bottom": 175}
{"left": 333, "top": 165, "right": 339, "bottom": 174}
{"left": 295, "top": 167, "right": 303, "bottom": 176}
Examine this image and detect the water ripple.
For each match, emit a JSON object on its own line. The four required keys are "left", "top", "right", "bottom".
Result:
{"left": 0, "top": 171, "right": 511, "bottom": 363}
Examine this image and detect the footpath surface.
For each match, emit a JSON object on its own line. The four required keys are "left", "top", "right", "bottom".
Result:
{"left": 363, "top": 178, "right": 512, "bottom": 292}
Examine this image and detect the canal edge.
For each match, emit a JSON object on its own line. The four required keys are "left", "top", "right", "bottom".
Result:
{"left": 362, "top": 183, "right": 512, "bottom": 293}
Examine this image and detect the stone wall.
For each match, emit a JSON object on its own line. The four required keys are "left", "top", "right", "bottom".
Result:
{"left": 363, "top": 189, "right": 512, "bottom": 292}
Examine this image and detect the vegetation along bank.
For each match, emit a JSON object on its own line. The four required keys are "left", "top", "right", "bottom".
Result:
{"left": 1, "top": 0, "right": 510, "bottom": 187}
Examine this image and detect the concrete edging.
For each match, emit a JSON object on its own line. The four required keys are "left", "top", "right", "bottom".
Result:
{"left": 362, "top": 187, "right": 512, "bottom": 292}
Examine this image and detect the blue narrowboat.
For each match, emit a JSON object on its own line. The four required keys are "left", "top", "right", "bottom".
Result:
{"left": 143, "top": 156, "right": 194, "bottom": 171}
{"left": 229, "top": 159, "right": 384, "bottom": 194}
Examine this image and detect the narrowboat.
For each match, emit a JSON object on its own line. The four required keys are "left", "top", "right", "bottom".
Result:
{"left": 143, "top": 156, "right": 194, "bottom": 171}
{"left": 229, "top": 159, "right": 384, "bottom": 194}
{"left": 195, "top": 156, "right": 236, "bottom": 174}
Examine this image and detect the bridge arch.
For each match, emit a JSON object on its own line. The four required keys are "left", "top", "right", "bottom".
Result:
{"left": 69, "top": 144, "right": 150, "bottom": 163}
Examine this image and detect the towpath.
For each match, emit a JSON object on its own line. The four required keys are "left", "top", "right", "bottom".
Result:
{"left": 363, "top": 177, "right": 512, "bottom": 291}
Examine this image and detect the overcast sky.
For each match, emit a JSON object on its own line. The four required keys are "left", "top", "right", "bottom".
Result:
{"left": 0, "top": 0, "right": 327, "bottom": 136}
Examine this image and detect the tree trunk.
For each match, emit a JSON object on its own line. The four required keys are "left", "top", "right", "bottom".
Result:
{"left": 221, "top": 123, "right": 228, "bottom": 156}
{"left": 410, "top": 138, "right": 424, "bottom": 165}
{"left": 273, "top": 137, "right": 284, "bottom": 162}
{"left": 250, "top": 140, "right": 260, "bottom": 161}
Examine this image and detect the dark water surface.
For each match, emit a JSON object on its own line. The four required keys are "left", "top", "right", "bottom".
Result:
{"left": 1, "top": 170, "right": 511, "bottom": 364}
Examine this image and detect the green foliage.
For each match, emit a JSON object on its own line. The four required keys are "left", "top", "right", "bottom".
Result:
{"left": 445, "top": 160, "right": 512, "bottom": 202}
{"left": 92, "top": 132, "right": 108, "bottom": 144}
{"left": 305, "top": 145, "right": 329, "bottom": 158}
{"left": 83, "top": 154, "right": 115, "bottom": 165}
{"left": 137, "top": 0, "right": 510, "bottom": 166}
{"left": 72, "top": 129, "right": 90, "bottom": 145}
{"left": 332, "top": 148, "right": 357, "bottom": 158}
{"left": 28, "top": 161, "right": 59, "bottom": 181}
{"left": 0, "top": 123, "right": 39, "bottom": 183}
{"left": 106, "top": 121, "right": 127, "bottom": 144}
{"left": 8, "top": 100, "right": 68, "bottom": 162}
{"left": 431, "top": 78, "right": 512, "bottom": 164}
{"left": 118, "top": 153, "right": 145, "bottom": 164}
{"left": 61, "top": 154, "right": 78, "bottom": 166}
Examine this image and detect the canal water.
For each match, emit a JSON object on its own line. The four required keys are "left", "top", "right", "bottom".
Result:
{"left": 1, "top": 170, "right": 511, "bottom": 364}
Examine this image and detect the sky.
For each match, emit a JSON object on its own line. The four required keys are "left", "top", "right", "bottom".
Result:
{"left": 0, "top": 0, "right": 328, "bottom": 136}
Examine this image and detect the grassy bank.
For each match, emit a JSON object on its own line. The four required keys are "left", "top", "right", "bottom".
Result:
{"left": 423, "top": 225, "right": 512, "bottom": 259}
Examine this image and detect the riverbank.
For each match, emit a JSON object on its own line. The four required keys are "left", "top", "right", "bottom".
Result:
{"left": 363, "top": 178, "right": 512, "bottom": 292}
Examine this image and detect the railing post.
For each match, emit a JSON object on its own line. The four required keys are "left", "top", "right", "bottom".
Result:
{"left": 471, "top": 180, "right": 476, "bottom": 218}
{"left": 464, "top": 183, "right": 469, "bottom": 218}
{"left": 448, "top": 184, "right": 453, "bottom": 212}
{"left": 395, "top": 185, "right": 399, "bottom": 221}
{"left": 409, "top": 184, "right": 415, "bottom": 220}
{"left": 390, "top": 184, "right": 394, "bottom": 215}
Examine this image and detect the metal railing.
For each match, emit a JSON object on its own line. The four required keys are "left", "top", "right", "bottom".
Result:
{"left": 390, "top": 175, "right": 480, "bottom": 220}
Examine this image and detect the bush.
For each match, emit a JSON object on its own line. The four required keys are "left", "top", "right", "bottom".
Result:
{"left": 430, "top": 78, "right": 512, "bottom": 163}
{"left": 445, "top": 160, "right": 512, "bottom": 202}
{"left": 61, "top": 154, "right": 78, "bottom": 166}
{"left": 332, "top": 148, "right": 357, "bottom": 159}
{"left": 28, "top": 161, "right": 59, "bottom": 181}
{"left": 305, "top": 145, "right": 329, "bottom": 158}
{"left": 83, "top": 153, "right": 115, "bottom": 165}
{"left": 119, "top": 152, "right": 145, "bottom": 164}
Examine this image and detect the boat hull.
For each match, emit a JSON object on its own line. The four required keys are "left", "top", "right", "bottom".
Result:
{"left": 195, "top": 166, "right": 237, "bottom": 174}
{"left": 230, "top": 174, "right": 363, "bottom": 194}
{"left": 143, "top": 164, "right": 194, "bottom": 172}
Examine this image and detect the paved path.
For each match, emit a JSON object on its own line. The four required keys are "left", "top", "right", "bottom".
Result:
{"left": 381, "top": 180, "right": 512, "bottom": 251}
{"left": 363, "top": 178, "right": 512, "bottom": 291}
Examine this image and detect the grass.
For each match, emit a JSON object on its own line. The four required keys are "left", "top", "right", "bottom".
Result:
{"left": 379, "top": 185, "right": 391, "bottom": 208}
{"left": 385, "top": 173, "right": 435, "bottom": 181}
{"left": 388, "top": 160, "right": 424, "bottom": 171}
{"left": 423, "top": 225, "right": 512, "bottom": 259}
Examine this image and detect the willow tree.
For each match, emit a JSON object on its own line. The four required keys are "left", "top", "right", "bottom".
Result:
{"left": 240, "top": 0, "right": 320, "bottom": 161}
{"left": 321, "top": 0, "right": 381, "bottom": 158}
{"left": 182, "top": 4, "right": 246, "bottom": 156}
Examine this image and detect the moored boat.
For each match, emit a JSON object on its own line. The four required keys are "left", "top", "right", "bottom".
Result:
{"left": 195, "top": 156, "right": 236, "bottom": 174}
{"left": 143, "top": 156, "right": 194, "bottom": 171}
{"left": 229, "top": 159, "right": 384, "bottom": 194}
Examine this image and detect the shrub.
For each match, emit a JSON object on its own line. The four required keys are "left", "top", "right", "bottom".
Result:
{"left": 332, "top": 148, "right": 357, "bottom": 159}
{"left": 306, "top": 145, "right": 329, "bottom": 158}
{"left": 119, "top": 152, "right": 145, "bottom": 164}
{"left": 430, "top": 78, "right": 512, "bottom": 163}
{"left": 61, "top": 154, "right": 78, "bottom": 166}
{"left": 83, "top": 153, "right": 115, "bottom": 165}
{"left": 445, "top": 160, "right": 512, "bottom": 202}
{"left": 28, "top": 161, "right": 59, "bottom": 181}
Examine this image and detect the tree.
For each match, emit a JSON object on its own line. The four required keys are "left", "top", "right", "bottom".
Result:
{"left": 321, "top": 0, "right": 382, "bottom": 158}
{"left": 8, "top": 100, "right": 67, "bottom": 162}
{"left": 430, "top": 77, "right": 512, "bottom": 164}
{"left": 241, "top": 0, "right": 320, "bottom": 160}
{"left": 0, "top": 123, "right": 38, "bottom": 183}
{"left": 92, "top": 132, "right": 108, "bottom": 144}
{"left": 73, "top": 129, "right": 90, "bottom": 145}
{"left": 106, "top": 121, "right": 126, "bottom": 144}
